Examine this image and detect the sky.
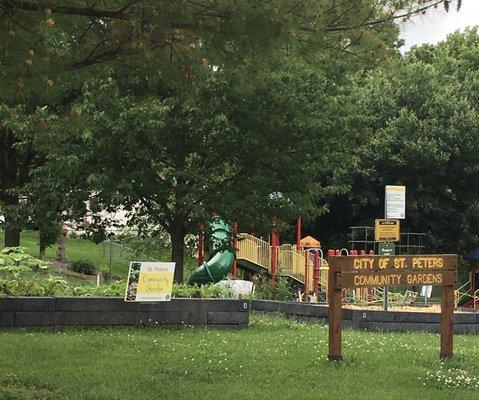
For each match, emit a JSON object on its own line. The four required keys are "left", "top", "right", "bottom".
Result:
{"left": 400, "top": 0, "right": 479, "bottom": 51}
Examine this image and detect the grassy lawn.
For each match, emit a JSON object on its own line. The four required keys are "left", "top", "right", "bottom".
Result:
{"left": 0, "top": 314, "right": 478, "bottom": 400}
{"left": 0, "top": 231, "right": 129, "bottom": 278}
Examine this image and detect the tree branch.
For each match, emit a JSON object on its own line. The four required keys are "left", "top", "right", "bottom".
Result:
{"left": 1, "top": 0, "right": 129, "bottom": 20}
{"left": 325, "top": 1, "right": 445, "bottom": 32}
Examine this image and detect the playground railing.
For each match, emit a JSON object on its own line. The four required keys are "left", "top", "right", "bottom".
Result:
{"left": 277, "top": 248, "right": 309, "bottom": 288}
{"left": 277, "top": 248, "right": 328, "bottom": 293}
{"left": 454, "top": 278, "right": 471, "bottom": 308}
{"left": 237, "top": 233, "right": 271, "bottom": 271}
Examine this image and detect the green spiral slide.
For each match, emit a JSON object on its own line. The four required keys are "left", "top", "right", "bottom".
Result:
{"left": 187, "top": 218, "right": 236, "bottom": 285}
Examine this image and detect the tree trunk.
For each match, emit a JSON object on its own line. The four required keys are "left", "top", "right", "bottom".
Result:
{"left": 3, "top": 195, "right": 20, "bottom": 247}
{"left": 56, "top": 222, "right": 66, "bottom": 262}
{"left": 39, "top": 228, "right": 46, "bottom": 260}
{"left": 4, "top": 226, "right": 20, "bottom": 247}
{"left": 170, "top": 217, "right": 186, "bottom": 283}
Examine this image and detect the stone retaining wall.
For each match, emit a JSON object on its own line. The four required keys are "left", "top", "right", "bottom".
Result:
{"left": 0, "top": 297, "right": 250, "bottom": 331}
{"left": 251, "top": 300, "right": 479, "bottom": 333}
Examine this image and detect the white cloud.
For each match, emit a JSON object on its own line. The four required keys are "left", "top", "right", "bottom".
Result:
{"left": 400, "top": 0, "right": 479, "bottom": 51}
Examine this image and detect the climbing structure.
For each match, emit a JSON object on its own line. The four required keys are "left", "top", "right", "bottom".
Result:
{"left": 236, "top": 233, "right": 328, "bottom": 294}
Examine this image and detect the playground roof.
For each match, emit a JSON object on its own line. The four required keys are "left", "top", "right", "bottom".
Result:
{"left": 300, "top": 235, "right": 320, "bottom": 248}
{"left": 464, "top": 246, "right": 479, "bottom": 262}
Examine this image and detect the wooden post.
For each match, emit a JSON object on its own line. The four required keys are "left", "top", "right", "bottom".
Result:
{"left": 328, "top": 253, "right": 342, "bottom": 361}
{"left": 440, "top": 284, "right": 454, "bottom": 359}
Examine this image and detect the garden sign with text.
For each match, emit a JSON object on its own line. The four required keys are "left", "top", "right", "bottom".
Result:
{"left": 125, "top": 262, "right": 175, "bottom": 302}
{"left": 327, "top": 254, "right": 458, "bottom": 361}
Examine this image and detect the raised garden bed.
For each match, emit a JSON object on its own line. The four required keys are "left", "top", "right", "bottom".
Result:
{"left": 0, "top": 297, "right": 250, "bottom": 331}
{"left": 251, "top": 300, "right": 479, "bottom": 333}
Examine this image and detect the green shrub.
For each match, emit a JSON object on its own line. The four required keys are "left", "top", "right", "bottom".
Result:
{"left": 0, "top": 247, "right": 49, "bottom": 272}
{"left": 99, "top": 265, "right": 112, "bottom": 281}
{"left": 172, "top": 283, "right": 233, "bottom": 299}
{"left": 252, "top": 274, "right": 294, "bottom": 301}
{"left": 70, "top": 260, "right": 97, "bottom": 275}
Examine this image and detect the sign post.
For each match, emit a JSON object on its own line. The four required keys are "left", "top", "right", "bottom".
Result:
{"left": 378, "top": 243, "right": 395, "bottom": 311}
{"left": 328, "top": 250, "right": 342, "bottom": 361}
{"left": 328, "top": 254, "right": 458, "bottom": 361}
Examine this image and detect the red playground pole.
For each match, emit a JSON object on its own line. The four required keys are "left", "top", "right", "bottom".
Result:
{"left": 313, "top": 250, "right": 319, "bottom": 296}
{"left": 296, "top": 216, "right": 302, "bottom": 249}
{"left": 304, "top": 249, "right": 309, "bottom": 299}
{"left": 232, "top": 222, "right": 238, "bottom": 279}
{"left": 197, "top": 224, "right": 204, "bottom": 266}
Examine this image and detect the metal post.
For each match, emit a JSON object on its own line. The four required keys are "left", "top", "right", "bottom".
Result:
{"left": 109, "top": 241, "right": 112, "bottom": 283}
{"left": 232, "top": 222, "right": 238, "bottom": 279}
{"left": 296, "top": 216, "right": 301, "bottom": 250}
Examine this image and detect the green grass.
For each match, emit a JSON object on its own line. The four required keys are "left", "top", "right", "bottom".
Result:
{"left": 0, "top": 313, "right": 478, "bottom": 400}
{"left": 0, "top": 231, "right": 129, "bottom": 278}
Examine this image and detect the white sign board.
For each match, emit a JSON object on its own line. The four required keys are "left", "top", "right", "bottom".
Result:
{"left": 125, "top": 261, "right": 175, "bottom": 302}
{"left": 385, "top": 185, "right": 406, "bottom": 219}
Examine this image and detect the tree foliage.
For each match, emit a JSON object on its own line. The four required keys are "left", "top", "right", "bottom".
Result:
{"left": 315, "top": 28, "right": 479, "bottom": 253}
{"left": 0, "top": 0, "right": 467, "bottom": 279}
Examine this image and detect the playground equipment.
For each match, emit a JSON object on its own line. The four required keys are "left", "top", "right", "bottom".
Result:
{"left": 454, "top": 246, "right": 479, "bottom": 309}
{"left": 188, "top": 217, "right": 467, "bottom": 310}
{"left": 187, "top": 218, "right": 236, "bottom": 285}
{"left": 187, "top": 216, "right": 329, "bottom": 297}
{"left": 235, "top": 233, "right": 328, "bottom": 295}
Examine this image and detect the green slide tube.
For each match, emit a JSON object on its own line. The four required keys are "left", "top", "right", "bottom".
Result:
{"left": 187, "top": 218, "right": 236, "bottom": 285}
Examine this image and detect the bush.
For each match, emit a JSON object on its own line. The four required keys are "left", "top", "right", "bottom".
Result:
{"left": 252, "top": 274, "right": 294, "bottom": 301}
{"left": 172, "top": 283, "right": 233, "bottom": 299}
{"left": 99, "top": 265, "right": 112, "bottom": 281}
{"left": 70, "top": 260, "right": 97, "bottom": 275}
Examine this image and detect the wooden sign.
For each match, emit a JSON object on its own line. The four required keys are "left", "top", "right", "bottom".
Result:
{"left": 374, "top": 219, "right": 400, "bottom": 242}
{"left": 328, "top": 253, "right": 458, "bottom": 362}
{"left": 332, "top": 254, "right": 457, "bottom": 273}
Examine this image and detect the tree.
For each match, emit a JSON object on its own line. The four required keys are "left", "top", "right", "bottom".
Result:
{"left": 314, "top": 29, "right": 479, "bottom": 253}
{"left": 0, "top": 0, "right": 462, "bottom": 254}
{"left": 49, "top": 62, "right": 342, "bottom": 282}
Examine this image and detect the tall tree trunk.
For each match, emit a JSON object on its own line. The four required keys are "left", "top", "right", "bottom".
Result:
{"left": 56, "top": 222, "right": 66, "bottom": 262}
{"left": 3, "top": 195, "right": 20, "bottom": 247}
{"left": 1, "top": 127, "right": 21, "bottom": 248}
{"left": 39, "top": 228, "right": 46, "bottom": 260}
{"left": 4, "top": 225, "right": 20, "bottom": 247}
{"left": 170, "top": 216, "right": 186, "bottom": 283}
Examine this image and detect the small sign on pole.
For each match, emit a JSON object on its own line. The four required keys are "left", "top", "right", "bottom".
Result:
{"left": 385, "top": 185, "right": 406, "bottom": 219}
{"left": 125, "top": 261, "right": 175, "bottom": 302}
{"left": 378, "top": 242, "right": 395, "bottom": 256}
{"left": 375, "top": 219, "right": 400, "bottom": 242}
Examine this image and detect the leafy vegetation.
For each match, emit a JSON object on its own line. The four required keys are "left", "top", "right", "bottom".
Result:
{"left": 1, "top": 0, "right": 459, "bottom": 282}
{"left": 309, "top": 28, "right": 479, "bottom": 252}
{"left": 0, "top": 314, "right": 478, "bottom": 400}
{"left": 172, "top": 283, "right": 232, "bottom": 299}
{"left": 69, "top": 259, "right": 97, "bottom": 275}
{"left": 0, "top": 230, "right": 130, "bottom": 278}
{"left": 251, "top": 274, "right": 294, "bottom": 301}
{"left": 0, "top": 246, "right": 234, "bottom": 298}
